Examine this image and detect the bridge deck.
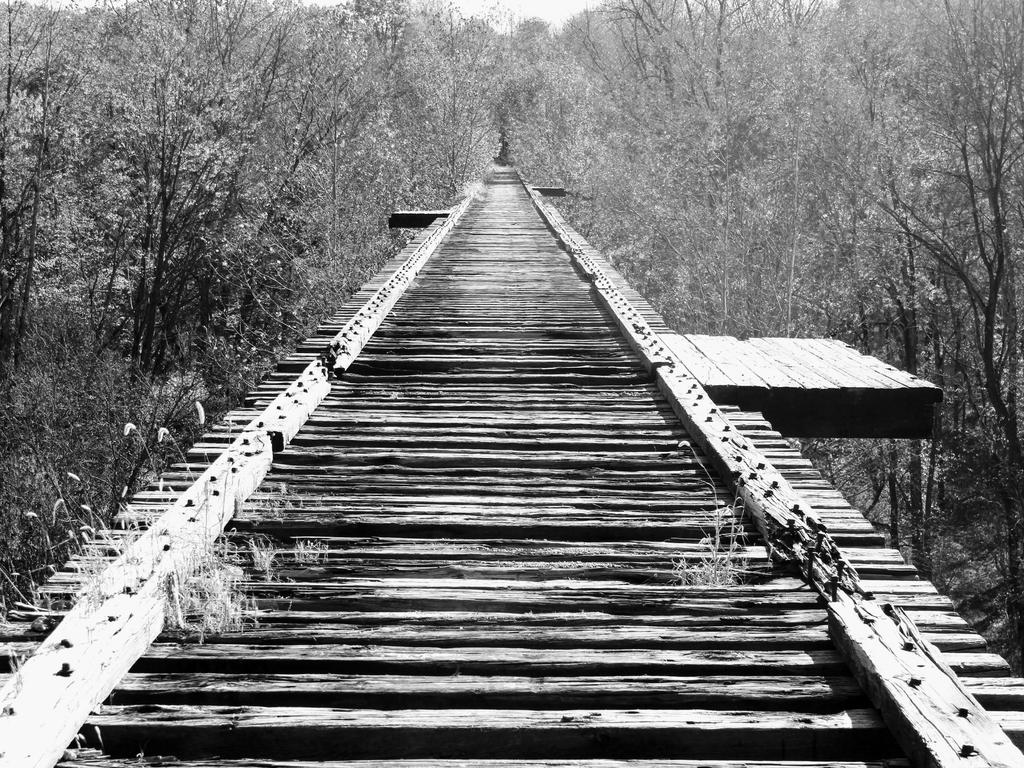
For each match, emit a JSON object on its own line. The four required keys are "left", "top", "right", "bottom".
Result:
{"left": 5, "top": 169, "right": 1021, "bottom": 766}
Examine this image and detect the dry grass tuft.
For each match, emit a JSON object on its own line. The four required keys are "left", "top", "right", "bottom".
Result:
{"left": 673, "top": 501, "right": 750, "bottom": 587}
{"left": 293, "top": 538, "right": 329, "bottom": 565}
{"left": 247, "top": 536, "right": 276, "bottom": 581}
{"left": 674, "top": 441, "right": 752, "bottom": 587}
{"left": 164, "top": 543, "right": 257, "bottom": 641}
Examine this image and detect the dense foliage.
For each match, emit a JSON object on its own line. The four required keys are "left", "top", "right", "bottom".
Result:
{"left": 4, "top": 0, "right": 1024, "bottom": 674}
{"left": 0, "top": 0, "right": 499, "bottom": 612}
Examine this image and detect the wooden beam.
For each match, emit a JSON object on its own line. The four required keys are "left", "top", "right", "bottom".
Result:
{"left": 532, "top": 185, "right": 566, "bottom": 197}
{"left": 388, "top": 210, "right": 451, "bottom": 228}
{"left": 662, "top": 333, "right": 942, "bottom": 438}
{"left": 523, "top": 175, "right": 1024, "bottom": 768}
{"left": 70, "top": 705, "right": 900, "bottom": 760}
{"left": 0, "top": 193, "right": 473, "bottom": 768}
{"left": 331, "top": 196, "right": 471, "bottom": 375}
{"left": 0, "top": 368, "right": 323, "bottom": 768}
{"left": 58, "top": 756, "right": 916, "bottom": 768}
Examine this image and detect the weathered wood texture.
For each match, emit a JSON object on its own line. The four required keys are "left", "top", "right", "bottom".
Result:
{"left": 532, "top": 185, "right": 567, "bottom": 197}
{"left": 389, "top": 210, "right": 452, "bottom": 228}
{"left": 0, "top": 203, "right": 470, "bottom": 768}
{"left": 525, "top": 178, "right": 1023, "bottom": 768}
{"left": 1, "top": 167, "right": 1016, "bottom": 768}
{"left": 0, "top": 388, "right": 293, "bottom": 768}
{"left": 61, "top": 751, "right": 913, "bottom": 768}
{"left": 663, "top": 334, "right": 941, "bottom": 438}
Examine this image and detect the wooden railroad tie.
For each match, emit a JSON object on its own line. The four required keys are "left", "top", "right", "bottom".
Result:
{"left": 527, "top": 175, "right": 1024, "bottom": 768}
{"left": 0, "top": 166, "right": 1019, "bottom": 768}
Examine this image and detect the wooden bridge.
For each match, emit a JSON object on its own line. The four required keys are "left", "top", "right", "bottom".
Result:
{"left": 0, "top": 168, "right": 1020, "bottom": 768}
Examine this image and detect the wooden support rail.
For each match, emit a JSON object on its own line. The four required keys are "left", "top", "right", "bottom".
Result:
{"left": 0, "top": 194, "right": 471, "bottom": 768}
{"left": 524, "top": 178, "right": 1024, "bottom": 768}
{"left": 332, "top": 196, "right": 471, "bottom": 375}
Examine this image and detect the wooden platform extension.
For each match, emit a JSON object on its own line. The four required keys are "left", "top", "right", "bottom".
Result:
{"left": 0, "top": 167, "right": 1019, "bottom": 768}
{"left": 389, "top": 210, "right": 451, "bottom": 228}
{"left": 664, "top": 334, "right": 941, "bottom": 438}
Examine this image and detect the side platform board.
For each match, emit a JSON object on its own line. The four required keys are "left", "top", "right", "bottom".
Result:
{"left": 665, "top": 334, "right": 941, "bottom": 438}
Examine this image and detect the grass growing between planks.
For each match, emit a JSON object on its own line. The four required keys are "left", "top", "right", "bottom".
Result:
{"left": 163, "top": 541, "right": 259, "bottom": 642}
{"left": 292, "top": 538, "right": 329, "bottom": 565}
{"left": 673, "top": 499, "right": 750, "bottom": 587}
{"left": 673, "top": 442, "right": 752, "bottom": 587}
{"left": 247, "top": 536, "right": 277, "bottom": 582}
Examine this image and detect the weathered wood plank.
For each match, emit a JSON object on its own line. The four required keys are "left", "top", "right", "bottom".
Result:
{"left": 389, "top": 210, "right": 452, "bottom": 228}
{"left": 0, "top": 192, "right": 473, "bottom": 768}
{"left": 532, "top": 186, "right": 567, "bottom": 197}
{"left": 524, "top": 176, "right": 1021, "bottom": 768}
{"left": 119, "top": 642, "right": 1006, "bottom": 678}
{"left": 661, "top": 333, "right": 941, "bottom": 438}
{"left": 59, "top": 754, "right": 912, "bottom": 768}
{"left": 80, "top": 706, "right": 899, "bottom": 760}
{"left": 108, "top": 672, "right": 867, "bottom": 709}
{"left": 328, "top": 195, "right": 473, "bottom": 375}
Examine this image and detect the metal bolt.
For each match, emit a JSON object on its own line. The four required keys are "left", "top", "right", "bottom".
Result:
{"left": 958, "top": 708, "right": 969, "bottom": 718}
{"left": 57, "top": 663, "right": 72, "bottom": 677}
{"left": 59, "top": 638, "right": 73, "bottom": 649}
{"left": 960, "top": 745, "right": 975, "bottom": 757}
{"left": 909, "top": 677, "right": 922, "bottom": 688}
